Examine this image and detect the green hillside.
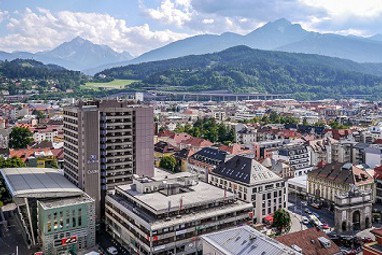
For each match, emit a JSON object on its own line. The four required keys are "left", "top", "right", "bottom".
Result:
{"left": 97, "top": 46, "right": 382, "bottom": 99}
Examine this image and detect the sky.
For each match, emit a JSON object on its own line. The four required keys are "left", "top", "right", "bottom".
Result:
{"left": 1, "top": 0, "right": 382, "bottom": 56}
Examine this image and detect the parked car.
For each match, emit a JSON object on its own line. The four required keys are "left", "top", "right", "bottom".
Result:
{"left": 321, "top": 223, "right": 330, "bottom": 229}
{"left": 304, "top": 208, "right": 312, "bottom": 214}
{"left": 302, "top": 216, "right": 310, "bottom": 225}
{"left": 361, "top": 237, "right": 374, "bottom": 243}
{"left": 313, "top": 212, "right": 320, "bottom": 219}
{"left": 107, "top": 246, "right": 118, "bottom": 255}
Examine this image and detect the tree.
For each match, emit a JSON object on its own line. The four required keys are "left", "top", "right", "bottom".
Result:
{"left": 9, "top": 127, "right": 33, "bottom": 149}
{"left": 272, "top": 208, "right": 291, "bottom": 234}
{"left": 0, "top": 156, "right": 25, "bottom": 207}
{"left": 33, "top": 110, "right": 46, "bottom": 121}
{"left": 159, "top": 156, "right": 178, "bottom": 172}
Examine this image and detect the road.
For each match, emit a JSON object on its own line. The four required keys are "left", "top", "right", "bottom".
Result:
{"left": 96, "top": 225, "right": 131, "bottom": 255}
{"left": 0, "top": 211, "right": 40, "bottom": 255}
{"left": 288, "top": 193, "right": 334, "bottom": 230}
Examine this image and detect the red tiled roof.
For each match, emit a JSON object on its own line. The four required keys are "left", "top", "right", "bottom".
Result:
{"left": 9, "top": 148, "right": 53, "bottom": 162}
{"left": 276, "top": 228, "right": 341, "bottom": 255}
{"left": 182, "top": 137, "right": 212, "bottom": 147}
{"left": 51, "top": 148, "right": 64, "bottom": 160}
{"left": 218, "top": 143, "right": 250, "bottom": 155}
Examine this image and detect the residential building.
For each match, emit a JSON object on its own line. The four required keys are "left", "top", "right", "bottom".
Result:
{"left": 253, "top": 139, "right": 289, "bottom": 160}
{"left": 209, "top": 155, "right": 287, "bottom": 223}
{"left": 276, "top": 228, "right": 341, "bottom": 255}
{"left": 201, "top": 225, "right": 301, "bottom": 255}
{"left": 307, "top": 162, "right": 375, "bottom": 208}
{"left": 365, "top": 145, "right": 382, "bottom": 168}
{"left": 0, "top": 168, "right": 96, "bottom": 255}
{"left": 306, "top": 139, "right": 332, "bottom": 166}
{"left": 173, "top": 148, "right": 194, "bottom": 172}
{"left": 236, "top": 127, "right": 257, "bottom": 144}
{"left": 274, "top": 145, "right": 313, "bottom": 177}
{"left": 9, "top": 148, "right": 59, "bottom": 168}
{"left": 32, "top": 126, "right": 59, "bottom": 143}
{"left": 188, "top": 147, "right": 228, "bottom": 181}
{"left": 262, "top": 157, "right": 293, "bottom": 179}
{"left": 105, "top": 169, "right": 253, "bottom": 255}
{"left": 63, "top": 99, "right": 154, "bottom": 220}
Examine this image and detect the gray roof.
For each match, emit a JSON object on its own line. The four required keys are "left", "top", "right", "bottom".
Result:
{"left": 213, "top": 155, "right": 282, "bottom": 185}
{"left": 0, "top": 168, "right": 83, "bottom": 198}
{"left": 189, "top": 147, "right": 227, "bottom": 166}
{"left": 201, "top": 225, "right": 302, "bottom": 255}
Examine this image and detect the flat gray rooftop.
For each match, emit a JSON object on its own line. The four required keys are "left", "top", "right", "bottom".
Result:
{"left": 39, "top": 194, "right": 94, "bottom": 210}
{"left": 120, "top": 180, "right": 235, "bottom": 214}
{"left": 201, "top": 225, "right": 301, "bottom": 255}
{"left": 0, "top": 168, "right": 83, "bottom": 198}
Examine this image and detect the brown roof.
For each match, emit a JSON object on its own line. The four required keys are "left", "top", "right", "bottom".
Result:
{"left": 182, "top": 137, "right": 212, "bottom": 147}
{"left": 276, "top": 228, "right": 341, "bottom": 255}
{"left": 218, "top": 143, "right": 250, "bottom": 155}
{"left": 371, "top": 228, "right": 382, "bottom": 237}
{"left": 308, "top": 162, "right": 373, "bottom": 186}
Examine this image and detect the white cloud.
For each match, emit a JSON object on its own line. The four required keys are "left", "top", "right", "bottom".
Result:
{"left": 0, "top": 10, "right": 8, "bottom": 23}
{"left": 202, "top": 18, "right": 214, "bottom": 24}
{"left": 0, "top": 8, "right": 190, "bottom": 55}
{"left": 145, "top": 0, "right": 193, "bottom": 26}
{"left": 300, "top": 0, "right": 382, "bottom": 18}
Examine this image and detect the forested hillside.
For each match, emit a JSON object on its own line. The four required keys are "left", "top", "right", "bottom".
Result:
{"left": 97, "top": 46, "right": 382, "bottom": 99}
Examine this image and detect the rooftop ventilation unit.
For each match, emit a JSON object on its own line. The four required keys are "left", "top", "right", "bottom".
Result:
{"left": 318, "top": 236, "right": 331, "bottom": 248}
{"left": 291, "top": 244, "right": 302, "bottom": 253}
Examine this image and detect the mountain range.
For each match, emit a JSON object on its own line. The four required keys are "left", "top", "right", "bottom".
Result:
{"left": 89, "top": 18, "right": 382, "bottom": 74}
{"left": 0, "top": 37, "right": 133, "bottom": 72}
{"left": 2, "top": 18, "right": 382, "bottom": 75}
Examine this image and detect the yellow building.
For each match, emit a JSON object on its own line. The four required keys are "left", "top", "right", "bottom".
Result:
{"left": 307, "top": 162, "right": 375, "bottom": 207}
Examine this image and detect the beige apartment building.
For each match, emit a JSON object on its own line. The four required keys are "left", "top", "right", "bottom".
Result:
{"left": 63, "top": 99, "right": 154, "bottom": 219}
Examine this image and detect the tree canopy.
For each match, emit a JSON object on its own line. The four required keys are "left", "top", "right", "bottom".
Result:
{"left": 175, "top": 117, "right": 235, "bottom": 144}
{"left": 159, "top": 156, "right": 178, "bottom": 172}
{"left": 9, "top": 126, "right": 34, "bottom": 149}
{"left": 272, "top": 208, "right": 291, "bottom": 234}
{"left": 97, "top": 45, "right": 382, "bottom": 99}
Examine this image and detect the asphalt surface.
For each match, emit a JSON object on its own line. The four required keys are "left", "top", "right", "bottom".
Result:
{"left": 288, "top": 193, "right": 335, "bottom": 227}
{"left": 0, "top": 211, "right": 40, "bottom": 255}
{"left": 96, "top": 228, "right": 130, "bottom": 255}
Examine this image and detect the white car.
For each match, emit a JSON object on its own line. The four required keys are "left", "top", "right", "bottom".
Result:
{"left": 302, "top": 216, "right": 309, "bottom": 225}
{"left": 107, "top": 246, "right": 118, "bottom": 255}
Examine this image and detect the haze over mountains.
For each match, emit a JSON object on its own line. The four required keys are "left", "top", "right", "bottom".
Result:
{"left": 1, "top": 18, "right": 382, "bottom": 75}
{"left": 0, "top": 37, "right": 133, "bottom": 72}
{"left": 89, "top": 18, "right": 382, "bottom": 74}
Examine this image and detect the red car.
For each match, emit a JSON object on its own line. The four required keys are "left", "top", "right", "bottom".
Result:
{"left": 321, "top": 223, "right": 330, "bottom": 229}
{"left": 362, "top": 237, "right": 374, "bottom": 243}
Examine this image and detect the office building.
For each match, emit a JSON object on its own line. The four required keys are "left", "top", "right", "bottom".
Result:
{"left": 105, "top": 169, "right": 253, "bottom": 255}
{"left": 209, "top": 155, "right": 287, "bottom": 224}
{"left": 0, "top": 168, "right": 96, "bottom": 255}
{"left": 63, "top": 99, "right": 154, "bottom": 219}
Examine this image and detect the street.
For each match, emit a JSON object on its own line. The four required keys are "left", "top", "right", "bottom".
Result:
{"left": 0, "top": 211, "right": 40, "bottom": 255}
{"left": 288, "top": 193, "right": 335, "bottom": 231}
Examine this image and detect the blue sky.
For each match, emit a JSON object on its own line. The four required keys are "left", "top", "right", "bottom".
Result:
{"left": 1, "top": 0, "right": 382, "bottom": 56}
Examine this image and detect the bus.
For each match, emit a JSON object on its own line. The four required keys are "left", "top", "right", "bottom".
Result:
{"left": 309, "top": 214, "right": 322, "bottom": 227}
